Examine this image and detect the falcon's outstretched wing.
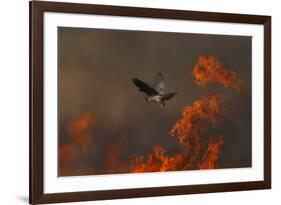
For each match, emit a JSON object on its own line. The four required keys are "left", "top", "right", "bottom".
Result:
{"left": 162, "top": 92, "right": 177, "bottom": 101}
{"left": 131, "top": 78, "right": 158, "bottom": 96}
{"left": 153, "top": 72, "right": 165, "bottom": 95}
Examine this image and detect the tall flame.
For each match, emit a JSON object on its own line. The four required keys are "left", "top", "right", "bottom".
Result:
{"left": 131, "top": 96, "right": 222, "bottom": 173}
{"left": 192, "top": 55, "right": 242, "bottom": 91}
{"left": 170, "top": 96, "right": 220, "bottom": 146}
{"left": 131, "top": 55, "right": 241, "bottom": 173}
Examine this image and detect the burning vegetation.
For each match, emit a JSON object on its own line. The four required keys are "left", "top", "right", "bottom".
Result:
{"left": 59, "top": 55, "right": 241, "bottom": 175}
{"left": 192, "top": 55, "right": 242, "bottom": 91}
{"left": 59, "top": 112, "right": 96, "bottom": 175}
{"left": 130, "top": 55, "right": 241, "bottom": 173}
{"left": 131, "top": 96, "right": 223, "bottom": 173}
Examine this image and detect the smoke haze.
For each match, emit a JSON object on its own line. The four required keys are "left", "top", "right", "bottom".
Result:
{"left": 58, "top": 27, "right": 252, "bottom": 176}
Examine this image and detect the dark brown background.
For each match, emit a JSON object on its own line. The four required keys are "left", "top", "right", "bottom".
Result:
{"left": 58, "top": 27, "right": 252, "bottom": 176}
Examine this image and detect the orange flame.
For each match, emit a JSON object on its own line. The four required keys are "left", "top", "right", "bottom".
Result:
{"left": 192, "top": 55, "right": 242, "bottom": 91}
{"left": 198, "top": 136, "right": 224, "bottom": 169}
{"left": 170, "top": 96, "right": 220, "bottom": 146}
{"left": 131, "top": 96, "right": 223, "bottom": 173}
{"left": 131, "top": 145, "right": 186, "bottom": 173}
{"left": 69, "top": 112, "right": 96, "bottom": 153}
{"left": 59, "top": 112, "right": 96, "bottom": 175}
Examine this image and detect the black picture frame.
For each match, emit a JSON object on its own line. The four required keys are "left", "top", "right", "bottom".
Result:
{"left": 30, "top": 1, "right": 271, "bottom": 204}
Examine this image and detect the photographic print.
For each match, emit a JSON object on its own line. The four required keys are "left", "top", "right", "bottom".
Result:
{"left": 58, "top": 27, "right": 252, "bottom": 176}
{"left": 30, "top": 2, "right": 271, "bottom": 203}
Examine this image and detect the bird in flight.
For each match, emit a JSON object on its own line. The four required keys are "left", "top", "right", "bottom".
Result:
{"left": 131, "top": 72, "right": 177, "bottom": 108}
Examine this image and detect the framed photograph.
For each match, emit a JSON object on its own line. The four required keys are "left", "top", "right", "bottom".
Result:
{"left": 30, "top": 1, "right": 271, "bottom": 204}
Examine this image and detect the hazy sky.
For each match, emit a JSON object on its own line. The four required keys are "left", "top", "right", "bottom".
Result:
{"left": 58, "top": 27, "right": 252, "bottom": 176}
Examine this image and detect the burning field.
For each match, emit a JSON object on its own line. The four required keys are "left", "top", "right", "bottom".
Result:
{"left": 59, "top": 55, "right": 246, "bottom": 176}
